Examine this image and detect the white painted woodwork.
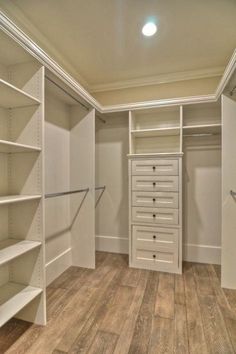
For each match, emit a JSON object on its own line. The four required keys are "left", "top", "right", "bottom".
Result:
{"left": 95, "top": 114, "right": 129, "bottom": 254}
{"left": 132, "top": 207, "right": 178, "bottom": 225}
{"left": 70, "top": 107, "right": 95, "bottom": 268}
{"left": 0, "top": 239, "right": 41, "bottom": 266}
{"left": 132, "top": 159, "right": 178, "bottom": 176}
{"left": 0, "top": 282, "right": 42, "bottom": 327}
{"left": 132, "top": 191, "right": 178, "bottom": 209}
{"left": 0, "top": 140, "right": 41, "bottom": 153}
{"left": 221, "top": 94, "right": 236, "bottom": 289}
{"left": 45, "top": 88, "right": 72, "bottom": 284}
{"left": 132, "top": 175, "right": 179, "bottom": 192}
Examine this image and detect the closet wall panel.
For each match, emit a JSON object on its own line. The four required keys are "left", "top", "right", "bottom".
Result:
{"left": 70, "top": 107, "right": 95, "bottom": 268}
{"left": 95, "top": 114, "right": 129, "bottom": 254}
{"left": 183, "top": 141, "right": 221, "bottom": 264}
{"left": 45, "top": 93, "right": 71, "bottom": 285}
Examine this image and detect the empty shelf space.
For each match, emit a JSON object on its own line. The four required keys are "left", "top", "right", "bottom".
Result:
{"left": 0, "top": 239, "right": 41, "bottom": 266}
{"left": 0, "top": 140, "right": 41, "bottom": 153}
{"left": 0, "top": 79, "right": 41, "bottom": 108}
{"left": 131, "top": 127, "right": 180, "bottom": 137}
{"left": 0, "top": 282, "right": 42, "bottom": 327}
{"left": 183, "top": 123, "right": 221, "bottom": 135}
{"left": 0, "top": 195, "right": 41, "bottom": 205}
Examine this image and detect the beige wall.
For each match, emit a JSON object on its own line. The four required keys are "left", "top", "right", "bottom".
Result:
{"left": 92, "top": 77, "right": 220, "bottom": 106}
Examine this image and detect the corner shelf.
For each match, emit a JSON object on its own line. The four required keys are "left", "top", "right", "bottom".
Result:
{"left": 131, "top": 127, "right": 180, "bottom": 138}
{"left": 0, "top": 195, "right": 41, "bottom": 206}
{"left": 0, "top": 282, "right": 42, "bottom": 327}
{"left": 0, "top": 79, "right": 41, "bottom": 108}
{"left": 183, "top": 123, "right": 221, "bottom": 135}
{"left": 0, "top": 239, "right": 41, "bottom": 266}
{"left": 0, "top": 140, "right": 41, "bottom": 153}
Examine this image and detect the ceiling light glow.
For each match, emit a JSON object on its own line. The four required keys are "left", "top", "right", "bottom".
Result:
{"left": 142, "top": 22, "right": 157, "bottom": 37}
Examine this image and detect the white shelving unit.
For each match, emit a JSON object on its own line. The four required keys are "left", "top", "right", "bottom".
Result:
{"left": 131, "top": 127, "right": 180, "bottom": 138}
{"left": 0, "top": 239, "right": 41, "bottom": 266}
{"left": 183, "top": 123, "right": 221, "bottom": 135}
{"left": 0, "top": 30, "right": 46, "bottom": 327}
{"left": 0, "top": 283, "right": 42, "bottom": 327}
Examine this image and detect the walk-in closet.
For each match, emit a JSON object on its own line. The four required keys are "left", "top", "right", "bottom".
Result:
{"left": 0, "top": 2, "right": 236, "bottom": 353}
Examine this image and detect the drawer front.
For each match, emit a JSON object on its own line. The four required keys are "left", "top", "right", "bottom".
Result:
{"left": 132, "top": 159, "right": 178, "bottom": 176}
{"left": 133, "top": 225, "right": 178, "bottom": 249}
{"left": 132, "top": 207, "right": 178, "bottom": 225}
{"left": 132, "top": 191, "right": 178, "bottom": 209}
{"left": 134, "top": 249, "right": 178, "bottom": 269}
{"left": 132, "top": 176, "right": 178, "bottom": 192}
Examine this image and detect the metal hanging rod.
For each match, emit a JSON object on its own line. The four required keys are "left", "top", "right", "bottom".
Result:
{"left": 45, "top": 76, "right": 89, "bottom": 111}
{"left": 95, "top": 186, "right": 106, "bottom": 207}
{"left": 95, "top": 186, "right": 106, "bottom": 190}
{"left": 46, "top": 76, "right": 106, "bottom": 124}
{"left": 183, "top": 133, "right": 220, "bottom": 137}
{"left": 96, "top": 115, "right": 106, "bottom": 124}
{"left": 230, "top": 86, "right": 236, "bottom": 96}
{"left": 45, "top": 188, "right": 89, "bottom": 199}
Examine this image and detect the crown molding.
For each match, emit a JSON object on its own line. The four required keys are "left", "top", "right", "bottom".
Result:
{"left": 90, "top": 67, "right": 224, "bottom": 93}
{"left": 0, "top": 10, "right": 102, "bottom": 112}
{"left": 0, "top": 10, "right": 235, "bottom": 114}
{"left": 0, "top": 3, "right": 90, "bottom": 90}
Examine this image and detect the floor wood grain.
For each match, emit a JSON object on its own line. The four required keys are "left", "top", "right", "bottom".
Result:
{"left": 0, "top": 253, "right": 236, "bottom": 354}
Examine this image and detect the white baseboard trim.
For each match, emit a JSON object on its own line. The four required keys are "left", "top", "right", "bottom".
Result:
{"left": 183, "top": 243, "right": 221, "bottom": 264}
{"left": 45, "top": 247, "right": 72, "bottom": 286}
{"left": 96, "top": 235, "right": 129, "bottom": 254}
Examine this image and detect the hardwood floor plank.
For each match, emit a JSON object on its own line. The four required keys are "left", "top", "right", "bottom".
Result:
{"left": 155, "top": 272, "right": 174, "bottom": 319}
{"left": 128, "top": 271, "right": 158, "bottom": 354}
{"left": 184, "top": 263, "right": 209, "bottom": 354}
{"left": 174, "top": 303, "right": 189, "bottom": 354}
{"left": 62, "top": 269, "right": 125, "bottom": 353}
{"left": 87, "top": 330, "right": 118, "bottom": 354}
{"left": 207, "top": 264, "right": 236, "bottom": 352}
{"left": 2, "top": 254, "right": 236, "bottom": 354}
{"left": 148, "top": 315, "right": 174, "bottom": 354}
{"left": 198, "top": 294, "right": 234, "bottom": 354}
{"left": 175, "top": 273, "right": 186, "bottom": 305}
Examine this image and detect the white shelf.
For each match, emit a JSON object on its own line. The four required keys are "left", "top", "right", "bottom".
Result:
{"left": 0, "top": 195, "right": 41, "bottom": 206}
{"left": 0, "top": 79, "right": 41, "bottom": 108}
{"left": 0, "top": 282, "right": 42, "bottom": 327}
{"left": 131, "top": 127, "right": 180, "bottom": 138}
{"left": 0, "top": 140, "right": 41, "bottom": 153}
{"left": 0, "top": 239, "right": 41, "bottom": 266}
{"left": 183, "top": 124, "right": 221, "bottom": 135}
{"left": 127, "top": 152, "right": 183, "bottom": 158}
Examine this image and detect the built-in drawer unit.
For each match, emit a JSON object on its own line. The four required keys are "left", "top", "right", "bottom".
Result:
{"left": 132, "top": 206, "right": 178, "bottom": 225}
{"left": 132, "top": 191, "right": 178, "bottom": 209}
{"left": 132, "top": 159, "right": 178, "bottom": 176}
{"left": 132, "top": 175, "right": 178, "bottom": 192}
{"left": 133, "top": 225, "right": 178, "bottom": 249}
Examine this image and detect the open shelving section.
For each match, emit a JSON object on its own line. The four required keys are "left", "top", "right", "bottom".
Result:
{"left": 0, "top": 29, "right": 46, "bottom": 327}
{"left": 129, "top": 106, "right": 182, "bottom": 156}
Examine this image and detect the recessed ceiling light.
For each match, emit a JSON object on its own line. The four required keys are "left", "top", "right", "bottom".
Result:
{"left": 142, "top": 22, "right": 157, "bottom": 37}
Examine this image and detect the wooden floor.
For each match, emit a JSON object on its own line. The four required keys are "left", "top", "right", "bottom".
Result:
{"left": 1, "top": 252, "right": 236, "bottom": 354}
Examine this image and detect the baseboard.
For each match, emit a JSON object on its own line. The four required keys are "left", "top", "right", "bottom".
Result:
{"left": 45, "top": 248, "right": 72, "bottom": 286}
{"left": 95, "top": 235, "right": 129, "bottom": 254}
{"left": 183, "top": 243, "right": 221, "bottom": 264}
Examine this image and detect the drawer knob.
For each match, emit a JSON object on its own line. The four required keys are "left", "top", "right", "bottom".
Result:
{"left": 153, "top": 235, "right": 156, "bottom": 239}
{"left": 153, "top": 254, "right": 156, "bottom": 259}
{"left": 153, "top": 198, "right": 156, "bottom": 202}
{"left": 152, "top": 166, "right": 156, "bottom": 171}
{"left": 153, "top": 182, "right": 156, "bottom": 187}
{"left": 153, "top": 214, "right": 156, "bottom": 218}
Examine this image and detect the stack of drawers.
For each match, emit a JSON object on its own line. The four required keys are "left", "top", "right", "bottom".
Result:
{"left": 130, "top": 158, "right": 181, "bottom": 273}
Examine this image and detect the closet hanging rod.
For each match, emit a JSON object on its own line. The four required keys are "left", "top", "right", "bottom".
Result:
{"left": 230, "top": 86, "right": 236, "bottom": 96}
{"left": 95, "top": 186, "right": 106, "bottom": 190}
{"left": 183, "top": 133, "right": 220, "bottom": 137}
{"left": 45, "top": 188, "right": 89, "bottom": 199}
{"left": 45, "top": 76, "right": 89, "bottom": 112}
{"left": 96, "top": 115, "right": 106, "bottom": 124}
